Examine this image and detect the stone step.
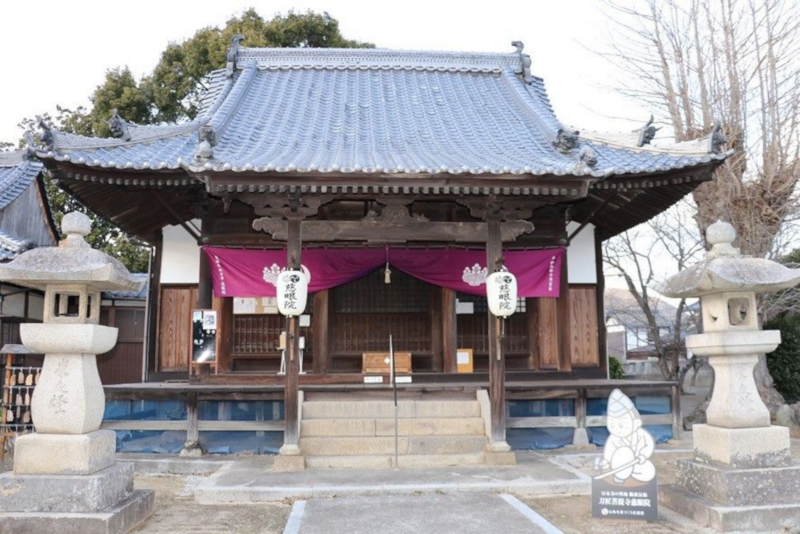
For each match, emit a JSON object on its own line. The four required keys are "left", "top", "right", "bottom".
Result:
{"left": 300, "top": 417, "right": 485, "bottom": 437}
{"left": 302, "top": 400, "right": 481, "bottom": 420}
{"left": 305, "top": 452, "right": 486, "bottom": 469}
{"left": 305, "top": 455, "right": 394, "bottom": 469}
{"left": 300, "top": 435, "right": 487, "bottom": 456}
{"left": 0, "top": 489, "right": 154, "bottom": 534}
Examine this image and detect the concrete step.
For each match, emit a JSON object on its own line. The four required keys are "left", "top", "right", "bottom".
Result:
{"left": 302, "top": 400, "right": 481, "bottom": 420}
{"left": 305, "top": 455, "right": 394, "bottom": 469}
{"left": 301, "top": 419, "right": 376, "bottom": 437}
{"left": 301, "top": 417, "right": 485, "bottom": 437}
{"left": 304, "top": 452, "right": 486, "bottom": 469}
{"left": 376, "top": 418, "right": 485, "bottom": 436}
{"left": 300, "top": 435, "right": 487, "bottom": 456}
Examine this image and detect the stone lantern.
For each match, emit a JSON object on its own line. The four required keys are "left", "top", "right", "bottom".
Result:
{"left": 0, "top": 212, "right": 153, "bottom": 533}
{"left": 658, "top": 221, "right": 800, "bottom": 532}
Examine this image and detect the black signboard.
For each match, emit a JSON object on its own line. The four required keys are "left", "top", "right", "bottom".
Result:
{"left": 191, "top": 309, "right": 217, "bottom": 363}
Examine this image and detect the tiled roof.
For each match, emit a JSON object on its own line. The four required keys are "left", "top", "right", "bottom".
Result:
{"left": 0, "top": 230, "right": 34, "bottom": 261}
{"left": 36, "top": 47, "right": 730, "bottom": 179}
{"left": 102, "top": 272, "right": 149, "bottom": 300}
{"left": 0, "top": 153, "right": 43, "bottom": 260}
{"left": 0, "top": 151, "right": 43, "bottom": 210}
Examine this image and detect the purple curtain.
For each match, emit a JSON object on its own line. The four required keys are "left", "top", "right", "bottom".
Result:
{"left": 204, "top": 247, "right": 564, "bottom": 298}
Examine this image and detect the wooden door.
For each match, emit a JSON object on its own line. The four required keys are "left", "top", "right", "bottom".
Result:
{"left": 157, "top": 285, "right": 198, "bottom": 371}
{"left": 98, "top": 307, "right": 146, "bottom": 384}
{"left": 569, "top": 286, "right": 600, "bottom": 367}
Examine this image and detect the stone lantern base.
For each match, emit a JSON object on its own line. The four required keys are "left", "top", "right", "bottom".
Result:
{"left": 0, "top": 431, "right": 154, "bottom": 533}
{"left": 662, "top": 424, "right": 800, "bottom": 532}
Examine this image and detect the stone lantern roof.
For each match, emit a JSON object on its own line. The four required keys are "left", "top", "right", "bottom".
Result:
{"left": 656, "top": 220, "right": 800, "bottom": 299}
{"left": 0, "top": 212, "right": 144, "bottom": 292}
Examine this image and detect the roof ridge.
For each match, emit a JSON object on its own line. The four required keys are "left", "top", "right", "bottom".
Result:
{"left": 0, "top": 151, "right": 24, "bottom": 167}
{"left": 235, "top": 47, "right": 523, "bottom": 72}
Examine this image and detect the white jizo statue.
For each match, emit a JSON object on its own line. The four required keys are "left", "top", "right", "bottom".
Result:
{"left": 599, "top": 389, "right": 656, "bottom": 484}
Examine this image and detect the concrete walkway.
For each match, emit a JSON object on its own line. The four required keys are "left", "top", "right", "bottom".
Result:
{"left": 192, "top": 452, "right": 590, "bottom": 504}
{"left": 285, "top": 493, "right": 560, "bottom": 534}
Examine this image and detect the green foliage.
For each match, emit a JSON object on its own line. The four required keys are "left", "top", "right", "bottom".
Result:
{"left": 143, "top": 9, "right": 373, "bottom": 123}
{"left": 18, "top": 9, "right": 368, "bottom": 273}
{"left": 609, "top": 356, "right": 626, "bottom": 380}
{"left": 765, "top": 315, "right": 800, "bottom": 404}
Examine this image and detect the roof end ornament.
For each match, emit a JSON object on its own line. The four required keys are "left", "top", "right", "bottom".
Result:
{"left": 637, "top": 115, "right": 661, "bottom": 147}
{"left": 226, "top": 34, "right": 245, "bottom": 78}
{"left": 106, "top": 109, "right": 132, "bottom": 142}
{"left": 511, "top": 41, "right": 532, "bottom": 83}
{"left": 553, "top": 128, "right": 580, "bottom": 154}
{"left": 194, "top": 125, "right": 217, "bottom": 162}
{"left": 708, "top": 120, "right": 727, "bottom": 154}
{"left": 23, "top": 132, "right": 37, "bottom": 159}
{"left": 36, "top": 117, "right": 55, "bottom": 151}
{"left": 579, "top": 145, "right": 598, "bottom": 168}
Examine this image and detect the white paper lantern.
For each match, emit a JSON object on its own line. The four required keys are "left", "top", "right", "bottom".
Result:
{"left": 277, "top": 270, "right": 308, "bottom": 317}
{"left": 486, "top": 271, "right": 518, "bottom": 317}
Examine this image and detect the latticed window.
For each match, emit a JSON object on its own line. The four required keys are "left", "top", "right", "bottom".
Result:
{"left": 333, "top": 269, "right": 429, "bottom": 313}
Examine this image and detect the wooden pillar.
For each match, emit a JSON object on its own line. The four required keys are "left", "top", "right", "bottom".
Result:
{"left": 181, "top": 392, "right": 201, "bottom": 456}
{"left": 526, "top": 298, "right": 540, "bottom": 370}
{"left": 145, "top": 232, "right": 163, "bottom": 380}
{"left": 595, "top": 226, "right": 608, "bottom": 374}
{"left": 213, "top": 296, "right": 233, "bottom": 373}
{"left": 430, "top": 288, "right": 443, "bottom": 372}
{"left": 557, "top": 246, "right": 572, "bottom": 372}
{"left": 312, "top": 289, "right": 330, "bottom": 375}
{"left": 442, "top": 288, "right": 457, "bottom": 373}
{"left": 197, "top": 248, "right": 212, "bottom": 309}
{"left": 284, "top": 218, "right": 302, "bottom": 447}
{"left": 486, "top": 220, "right": 506, "bottom": 444}
{"left": 671, "top": 384, "right": 682, "bottom": 439}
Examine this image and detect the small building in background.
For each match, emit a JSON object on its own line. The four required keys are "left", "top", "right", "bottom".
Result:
{"left": 0, "top": 151, "right": 57, "bottom": 358}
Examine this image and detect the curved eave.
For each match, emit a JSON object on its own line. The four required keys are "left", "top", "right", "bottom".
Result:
{"left": 571, "top": 160, "right": 722, "bottom": 239}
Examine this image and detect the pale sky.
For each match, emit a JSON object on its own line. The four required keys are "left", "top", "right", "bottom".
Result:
{"left": 0, "top": 0, "right": 650, "bottom": 144}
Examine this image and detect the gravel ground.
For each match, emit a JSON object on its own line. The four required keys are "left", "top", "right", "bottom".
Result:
{"left": 131, "top": 475, "right": 291, "bottom": 534}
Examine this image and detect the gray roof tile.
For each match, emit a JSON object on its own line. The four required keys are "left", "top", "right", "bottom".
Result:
{"left": 36, "top": 48, "right": 730, "bottom": 178}
{"left": 0, "top": 151, "right": 43, "bottom": 210}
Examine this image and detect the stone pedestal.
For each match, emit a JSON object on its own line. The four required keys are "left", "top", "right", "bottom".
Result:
{"left": 14, "top": 430, "right": 116, "bottom": 475}
{"left": 484, "top": 439, "right": 516, "bottom": 465}
{"left": 273, "top": 443, "right": 306, "bottom": 471}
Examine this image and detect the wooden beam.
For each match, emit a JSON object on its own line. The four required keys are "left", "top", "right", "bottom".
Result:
{"left": 252, "top": 218, "right": 534, "bottom": 243}
{"left": 486, "top": 219, "right": 506, "bottom": 444}
{"left": 312, "top": 290, "right": 330, "bottom": 375}
{"left": 149, "top": 189, "right": 201, "bottom": 242}
{"left": 594, "top": 226, "right": 608, "bottom": 375}
{"left": 214, "top": 296, "right": 233, "bottom": 373}
{"left": 442, "top": 288, "right": 458, "bottom": 373}
{"left": 527, "top": 298, "right": 540, "bottom": 371}
{"left": 284, "top": 218, "right": 302, "bottom": 447}
{"left": 430, "top": 288, "right": 444, "bottom": 372}
{"left": 557, "top": 241, "right": 573, "bottom": 372}
{"left": 145, "top": 232, "right": 163, "bottom": 381}
{"left": 197, "top": 247, "right": 212, "bottom": 309}
{"left": 184, "top": 392, "right": 199, "bottom": 453}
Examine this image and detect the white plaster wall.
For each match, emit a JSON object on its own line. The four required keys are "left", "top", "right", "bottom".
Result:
{"left": 566, "top": 222, "right": 597, "bottom": 284}
{"left": 160, "top": 221, "right": 201, "bottom": 284}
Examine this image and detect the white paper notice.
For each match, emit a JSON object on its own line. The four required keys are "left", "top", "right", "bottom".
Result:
{"left": 457, "top": 351, "right": 470, "bottom": 364}
{"left": 456, "top": 301, "right": 474, "bottom": 314}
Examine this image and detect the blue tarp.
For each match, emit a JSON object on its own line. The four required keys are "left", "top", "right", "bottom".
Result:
{"left": 107, "top": 400, "right": 284, "bottom": 455}
{"left": 507, "top": 396, "right": 672, "bottom": 450}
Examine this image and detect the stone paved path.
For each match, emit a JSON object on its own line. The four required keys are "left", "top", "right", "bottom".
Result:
{"left": 288, "top": 493, "right": 556, "bottom": 534}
